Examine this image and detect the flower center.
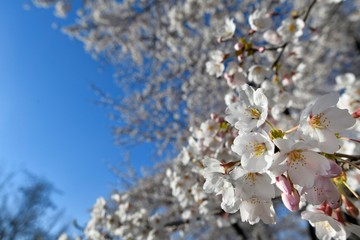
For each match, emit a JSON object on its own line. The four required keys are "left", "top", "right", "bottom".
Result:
{"left": 247, "top": 142, "right": 267, "bottom": 157}
{"left": 288, "top": 23, "right": 296, "bottom": 32}
{"left": 245, "top": 107, "right": 261, "bottom": 119}
{"left": 245, "top": 172, "right": 257, "bottom": 184}
{"left": 287, "top": 150, "right": 306, "bottom": 167}
{"left": 316, "top": 221, "right": 334, "bottom": 233}
{"left": 309, "top": 113, "right": 329, "bottom": 129}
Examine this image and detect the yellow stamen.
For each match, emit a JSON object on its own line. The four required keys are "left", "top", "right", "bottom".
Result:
{"left": 288, "top": 23, "right": 296, "bottom": 32}
{"left": 287, "top": 150, "right": 306, "bottom": 168}
{"left": 309, "top": 113, "right": 329, "bottom": 129}
{"left": 245, "top": 107, "right": 261, "bottom": 119}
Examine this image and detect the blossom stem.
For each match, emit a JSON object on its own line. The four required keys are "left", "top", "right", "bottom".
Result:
{"left": 340, "top": 137, "right": 360, "bottom": 144}
{"left": 343, "top": 181, "right": 360, "bottom": 199}
{"left": 271, "top": 0, "right": 317, "bottom": 70}
{"left": 284, "top": 125, "right": 299, "bottom": 134}
{"left": 303, "top": 0, "right": 317, "bottom": 22}
{"left": 265, "top": 120, "right": 275, "bottom": 130}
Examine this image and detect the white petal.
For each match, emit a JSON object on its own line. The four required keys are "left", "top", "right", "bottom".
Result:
{"left": 324, "top": 107, "right": 356, "bottom": 132}
{"left": 312, "top": 92, "right": 339, "bottom": 115}
{"left": 315, "top": 129, "right": 341, "bottom": 153}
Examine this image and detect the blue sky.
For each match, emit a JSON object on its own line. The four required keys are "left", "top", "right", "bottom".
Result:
{"left": 0, "top": 1, "right": 153, "bottom": 230}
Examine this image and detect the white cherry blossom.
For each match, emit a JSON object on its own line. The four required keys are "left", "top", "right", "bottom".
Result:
{"left": 202, "top": 158, "right": 236, "bottom": 211}
{"left": 218, "top": 18, "right": 236, "bottom": 42}
{"left": 302, "top": 210, "right": 347, "bottom": 240}
{"left": 232, "top": 131, "right": 274, "bottom": 173}
{"left": 248, "top": 9, "right": 272, "bottom": 31}
{"left": 206, "top": 50, "right": 225, "bottom": 78}
{"left": 231, "top": 167, "right": 275, "bottom": 201}
{"left": 271, "top": 139, "right": 330, "bottom": 187}
{"left": 298, "top": 92, "right": 356, "bottom": 153}
{"left": 277, "top": 18, "right": 305, "bottom": 42}
{"left": 239, "top": 198, "right": 276, "bottom": 225}
{"left": 225, "top": 85, "right": 268, "bottom": 132}
{"left": 248, "top": 65, "right": 271, "bottom": 85}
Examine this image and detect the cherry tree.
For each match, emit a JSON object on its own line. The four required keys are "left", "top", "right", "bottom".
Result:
{"left": 31, "top": 0, "right": 360, "bottom": 239}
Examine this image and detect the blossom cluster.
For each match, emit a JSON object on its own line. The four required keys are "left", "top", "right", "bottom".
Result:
{"left": 201, "top": 1, "right": 360, "bottom": 239}
{"left": 54, "top": 0, "right": 360, "bottom": 239}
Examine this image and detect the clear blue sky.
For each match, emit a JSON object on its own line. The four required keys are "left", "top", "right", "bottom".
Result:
{"left": 0, "top": 1, "right": 153, "bottom": 230}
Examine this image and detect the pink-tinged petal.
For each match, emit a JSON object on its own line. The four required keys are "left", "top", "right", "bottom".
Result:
{"left": 322, "top": 160, "right": 342, "bottom": 178}
{"left": 304, "top": 176, "right": 341, "bottom": 208}
{"left": 302, "top": 151, "right": 330, "bottom": 176}
{"left": 312, "top": 92, "right": 339, "bottom": 115}
{"left": 287, "top": 161, "right": 316, "bottom": 187}
{"left": 315, "top": 129, "right": 341, "bottom": 153}
{"left": 352, "top": 107, "right": 360, "bottom": 118}
{"left": 324, "top": 107, "right": 356, "bottom": 132}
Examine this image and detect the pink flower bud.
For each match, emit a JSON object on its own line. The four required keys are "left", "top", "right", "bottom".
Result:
{"left": 276, "top": 175, "right": 292, "bottom": 195}
{"left": 210, "top": 113, "right": 219, "bottom": 120}
{"left": 248, "top": 29, "right": 256, "bottom": 35}
{"left": 257, "top": 47, "right": 265, "bottom": 53}
{"left": 352, "top": 107, "right": 360, "bottom": 118}
{"left": 281, "top": 189, "right": 300, "bottom": 212}
{"left": 234, "top": 43, "right": 243, "bottom": 51}
{"left": 237, "top": 54, "right": 244, "bottom": 63}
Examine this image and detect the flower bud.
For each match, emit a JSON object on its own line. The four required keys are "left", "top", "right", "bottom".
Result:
{"left": 281, "top": 190, "right": 300, "bottom": 212}
{"left": 352, "top": 107, "right": 360, "bottom": 118}
{"left": 276, "top": 175, "right": 292, "bottom": 194}
{"left": 258, "top": 47, "right": 265, "bottom": 53}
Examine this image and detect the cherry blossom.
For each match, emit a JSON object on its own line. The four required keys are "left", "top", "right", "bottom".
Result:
{"left": 299, "top": 92, "right": 356, "bottom": 153}
{"left": 248, "top": 9, "right": 272, "bottom": 31}
{"left": 232, "top": 131, "right": 274, "bottom": 173}
{"left": 277, "top": 18, "right": 305, "bottom": 42}
{"left": 302, "top": 210, "right": 347, "bottom": 240}
{"left": 271, "top": 138, "right": 330, "bottom": 187}
{"left": 225, "top": 85, "right": 268, "bottom": 132}
{"left": 218, "top": 18, "right": 236, "bottom": 42}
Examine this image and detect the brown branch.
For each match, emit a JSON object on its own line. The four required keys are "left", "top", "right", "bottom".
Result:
{"left": 334, "top": 153, "right": 360, "bottom": 161}
{"left": 271, "top": 0, "right": 317, "bottom": 70}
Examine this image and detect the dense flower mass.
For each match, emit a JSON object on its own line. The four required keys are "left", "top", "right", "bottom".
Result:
{"left": 36, "top": 0, "right": 360, "bottom": 239}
